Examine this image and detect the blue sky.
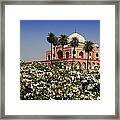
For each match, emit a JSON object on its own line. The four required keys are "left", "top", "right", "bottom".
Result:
{"left": 20, "top": 20, "right": 100, "bottom": 61}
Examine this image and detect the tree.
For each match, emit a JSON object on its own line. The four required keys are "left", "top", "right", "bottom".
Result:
{"left": 70, "top": 37, "right": 79, "bottom": 61}
{"left": 47, "top": 32, "right": 57, "bottom": 65}
{"left": 59, "top": 35, "right": 68, "bottom": 59}
{"left": 53, "top": 36, "right": 58, "bottom": 60}
{"left": 84, "top": 40, "right": 93, "bottom": 71}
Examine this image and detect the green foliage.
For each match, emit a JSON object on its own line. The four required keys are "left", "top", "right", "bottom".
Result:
{"left": 70, "top": 37, "right": 79, "bottom": 59}
{"left": 47, "top": 32, "right": 58, "bottom": 64}
{"left": 70, "top": 37, "right": 79, "bottom": 48}
{"left": 59, "top": 34, "right": 68, "bottom": 47}
{"left": 84, "top": 40, "right": 94, "bottom": 71}
{"left": 47, "top": 32, "right": 56, "bottom": 44}
{"left": 84, "top": 40, "right": 93, "bottom": 53}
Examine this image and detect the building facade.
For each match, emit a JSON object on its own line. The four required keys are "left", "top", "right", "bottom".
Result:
{"left": 42, "top": 32, "right": 100, "bottom": 69}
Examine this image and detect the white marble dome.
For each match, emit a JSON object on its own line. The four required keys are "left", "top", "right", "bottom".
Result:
{"left": 68, "top": 32, "right": 86, "bottom": 43}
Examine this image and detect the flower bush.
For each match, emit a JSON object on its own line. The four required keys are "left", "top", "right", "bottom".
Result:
{"left": 20, "top": 61, "right": 100, "bottom": 100}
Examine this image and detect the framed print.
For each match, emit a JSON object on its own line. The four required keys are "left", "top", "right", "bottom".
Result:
{"left": 0, "top": 0, "right": 119, "bottom": 119}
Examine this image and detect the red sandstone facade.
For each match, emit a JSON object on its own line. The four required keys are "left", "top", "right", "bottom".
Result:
{"left": 42, "top": 32, "right": 100, "bottom": 69}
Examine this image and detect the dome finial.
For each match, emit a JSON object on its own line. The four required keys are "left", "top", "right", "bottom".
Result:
{"left": 75, "top": 28, "right": 76, "bottom": 33}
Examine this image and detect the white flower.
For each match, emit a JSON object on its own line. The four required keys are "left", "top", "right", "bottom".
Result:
{"left": 82, "top": 79, "right": 87, "bottom": 83}
{"left": 66, "top": 66, "right": 69, "bottom": 69}
{"left": 77, "top": 75, "right": 80, "bottom": 79}
{"left": 49, "top": 72, "right": 52, "bottom": 76}
{"left": 85, "top": 96, "right": 88, "bottom": 99}
{"left": 73, "top": 90, "right": 76, "bottom": 92}
{"left": 71, "top": 76, "right": 74, "bottom": 80}
{"left": 85, "top": 90, "right": 88, "bottom": 92}
{"left": 73, "top": 71, "right": 76, "bottom": 74}
{"left": 77, "top": 66, "right": 79, "bottom": 69}
{"left": 31, "top": 85, "right": 33, "bottom": 89}
{"left": 81, "top": 94, "right": 84, "bottom": 97}
{"left": 68, "top": 93, "right": 73, "bottom": 97}
{"left": 87, "top": 85, "right": 93, "bottom": 90}
{"left": 97, "top": 97, "right": 100, "bottom": 100}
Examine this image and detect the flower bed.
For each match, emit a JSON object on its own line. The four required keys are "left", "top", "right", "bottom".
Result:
{"left": 20, "top": 61, "right": 100, "bottom": 100}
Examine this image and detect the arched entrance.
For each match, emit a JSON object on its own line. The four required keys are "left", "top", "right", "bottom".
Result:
{"left": 57, "top": 50, "right": 63, "bottom": 59}
{"left": 48, "top": 55, "right": 50, "bottom": 60}
{"left": 79, "top": 51, "right": 83, "bottom": 58}
{"left": 88, "top": 62, "right": 91, "bottom": 69}
{"left": 92, "top": 62, "right": 95, "bottom": 69}
{"left": 66, "top": 52, "right": 69, "bottom": 59}
{"left": 82, "top": 62, "right": 86, "bottom": 69}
